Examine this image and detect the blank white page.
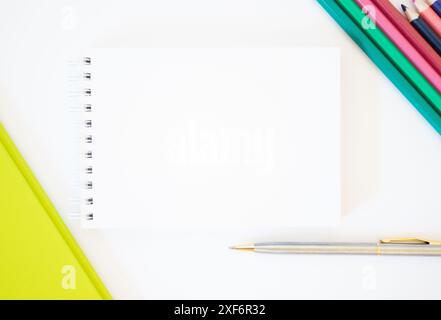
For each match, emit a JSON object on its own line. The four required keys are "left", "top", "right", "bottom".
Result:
{"left": 82, "top": 48, "right": 340, "bottom": 228}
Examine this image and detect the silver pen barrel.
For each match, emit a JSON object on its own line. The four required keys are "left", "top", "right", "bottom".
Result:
{"left": 247, "top": 242, "right": 441, "bottom": 256}
{"left": 253, "top": 242, "right": 378, "bottom": 255}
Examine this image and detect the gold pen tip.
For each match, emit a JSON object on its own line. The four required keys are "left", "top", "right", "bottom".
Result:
{"left": 229, "top": 244, "right": 255, "bottom": 252}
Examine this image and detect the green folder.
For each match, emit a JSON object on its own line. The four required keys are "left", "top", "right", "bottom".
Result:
{"left": 0, "top": 123, "right": 111, "bottom": 299}
{"left": 317, "top": 0, "right": 441, "bottom": 135}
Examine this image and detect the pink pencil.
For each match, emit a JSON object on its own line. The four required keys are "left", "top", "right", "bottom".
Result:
{"left": 413, "top": 0, "right": 441, "bottom": 37}
{"left": 355, "top": 0, "right": 441, "bottom": 94}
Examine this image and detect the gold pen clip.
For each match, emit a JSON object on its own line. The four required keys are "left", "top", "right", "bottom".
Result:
{"left": 380, "top": 237, "right": 441, "bottom": 245}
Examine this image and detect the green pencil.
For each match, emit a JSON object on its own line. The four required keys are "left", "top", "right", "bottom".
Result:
{"left": 316, "top": 0, "right": 441, "bottom": 135}
{"left": 337, "top": 0, "right": 441, "bottom": 114}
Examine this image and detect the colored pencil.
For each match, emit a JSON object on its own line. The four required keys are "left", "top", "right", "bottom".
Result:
{"left": 413, "top": 0, "right": 441, "bottom": 37}
{"left": 402, "top": 4, "right": 441, "bottom": 55}
{"left": 425, "top": 0, "right": 441, "bottom": 17}
{"left": 316, "top": 0, "right": 441, "bottom": 135}
{"left": 371, "top": 0, "right": 441, "bottom": 76}
{"left": 355, "top": 0, "right": 441, "bottom": 93}
{"left": 335, "top": 0, "right": 441, "bottom": 115}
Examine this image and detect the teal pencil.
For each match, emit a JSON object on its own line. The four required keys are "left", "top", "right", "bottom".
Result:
{"left": 316, "top": 0, "right": 441, "bottom": 135}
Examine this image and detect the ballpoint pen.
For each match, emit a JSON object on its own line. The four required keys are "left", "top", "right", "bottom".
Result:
{"left": 230, "top": 238, "right": 441, "bottom": 256}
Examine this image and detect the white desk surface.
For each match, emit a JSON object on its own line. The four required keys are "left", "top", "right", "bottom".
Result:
{"left": 0, "top": 0, "right": 440, "bottom": 299}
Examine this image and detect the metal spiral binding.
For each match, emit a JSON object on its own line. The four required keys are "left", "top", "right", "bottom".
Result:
{"left": 83, "top": 57, "right": 94, "bottom": 221}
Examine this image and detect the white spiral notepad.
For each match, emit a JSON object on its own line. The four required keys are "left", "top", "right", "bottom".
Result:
{"left": 79, "top": 48, "right": 341, "bottom": 228}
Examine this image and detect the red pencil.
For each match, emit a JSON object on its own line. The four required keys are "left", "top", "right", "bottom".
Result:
{"left": 413, "top": 0, "right": 441, "bottom": 37}
{"left": 371, "top": 0, "right": 441, "bottom": 76}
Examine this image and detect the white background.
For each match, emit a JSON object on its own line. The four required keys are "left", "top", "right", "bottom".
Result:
{"left": 0, "top": 0, "right": 440, "bottom": 299}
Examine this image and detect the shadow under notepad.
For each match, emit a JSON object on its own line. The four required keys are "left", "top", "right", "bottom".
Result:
{"left": 340, "top": 48, "right": 380, "bottom": 217}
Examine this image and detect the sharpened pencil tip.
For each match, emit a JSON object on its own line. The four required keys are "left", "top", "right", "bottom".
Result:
{"left": 401, "top": 4, "right": 408, "bottom": 11}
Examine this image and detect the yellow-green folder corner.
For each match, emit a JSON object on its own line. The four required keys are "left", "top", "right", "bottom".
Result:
{"left": 0, "top": 123, "right": 111, "bottom": 300}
